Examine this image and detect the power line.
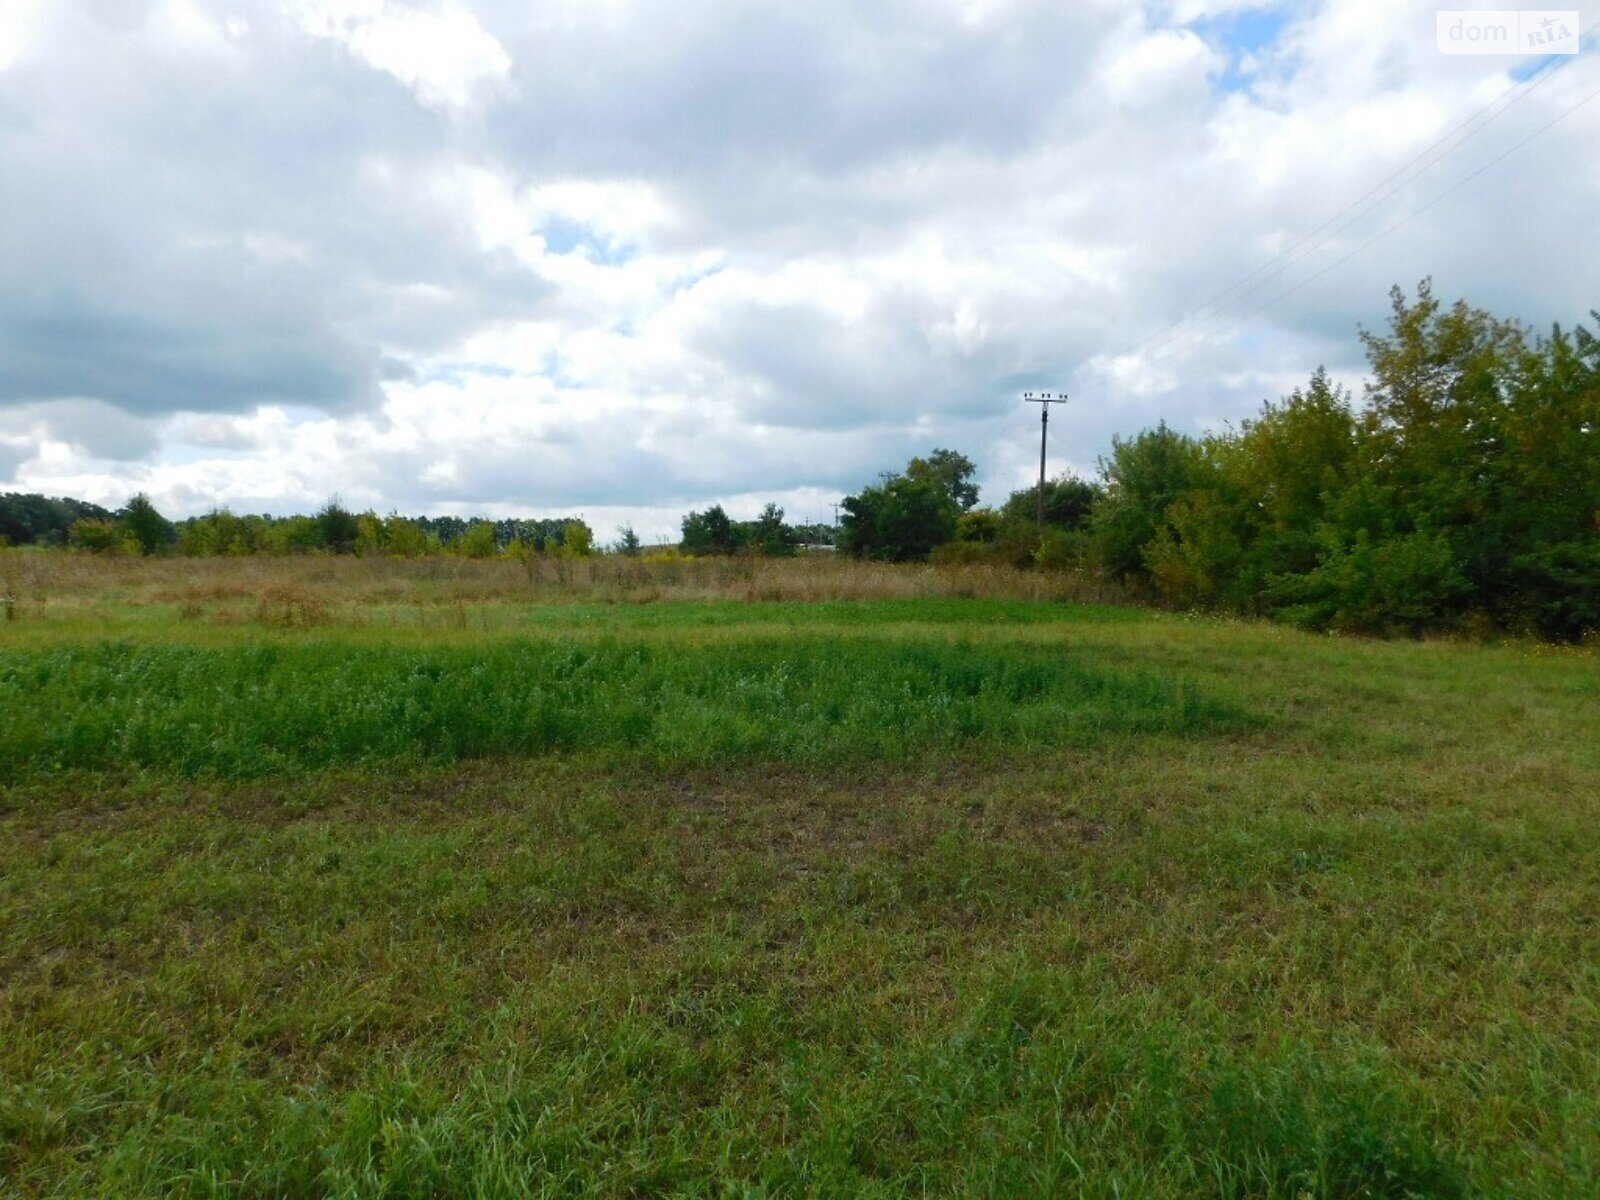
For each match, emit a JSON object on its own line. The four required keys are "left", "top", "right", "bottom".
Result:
{"left": 1120, "top": 22, "right": 1599, "bottom": 364}
{"left": 1127, "top": 27, "right": 1595, "bottom": 362}
{"left": 1152, "top": 74, "right": 1600, "bottom": 364}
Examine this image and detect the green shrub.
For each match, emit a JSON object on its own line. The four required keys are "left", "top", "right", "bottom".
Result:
{"left": 68, "top": 518, "right": 122, "bottom": 554}
{"left": 1034, "top": 528, "right": 1088, "bottom": 572}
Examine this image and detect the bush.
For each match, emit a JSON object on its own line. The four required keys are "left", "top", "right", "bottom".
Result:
{"left": 1507, "top": 541, "right": 1600, "bottom": 641}
{"left": 561, "top": 521, "right": 594, "bottom": 558}
{"left": 69, "top": 518, "right": 123, "bottom": 554}
{"left": 254, "top": 586, "right": 332, "bottom": 628}
{"left": 954, "top": 509, "right": 1001, "bottom": 544}
{"left": 384, "top": 516, "right": 432, "bottom": 558}
{"left": 1034, "top": 528, "right": 1089, "bottom": 572}
{"left": 929, "top": 540, "right": 992, "bottom": 566}
{"left": 454, "top": 522, "right": 499, "bottom": 559}
{"left": 1270, "top": 530, "right": 1470, "bottom": 636}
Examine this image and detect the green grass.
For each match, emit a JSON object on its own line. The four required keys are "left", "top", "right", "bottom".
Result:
{"left": 0, "top": 634, "right": 1240, "bottom": 781}
{"left": 2, "top": 585, "right": 1598, "bottom": 1196}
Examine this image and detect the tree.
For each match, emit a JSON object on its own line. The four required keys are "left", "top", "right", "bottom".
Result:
{"left": 1144, "top": 466, "right": 1252, "bottom": 609}
{"left": 1269, "top": 528, "right": 1471, "bottom": 637}
{"left": 1090, "top": 423, "right": 1206, "bottom": 584}
{"left": 383, "top": 516, "right": 431, "bottom": 558}
{"left": 615, "top": 525, "right": 642, "bottom": 556}
{"left": 841, "top": 476, "right": 959, "bottom": 562}
{"left": 354, "top": 513, "right": 386, "bottom": 556}
{"left": 280, "top": 515, "right": 324, "bottom": 554}
{"left": 1001, "top": 475, "right": 1102, "bottom": 531}
{"left": 1340, "top": 282, "right": 1568, "bottom": 632}
{"left": 1, "top": 494, "right": 114, "bottom": 547}
{"left": 681, "top": 505, "right": 738, "bottom": 555}
{"left": 1231, "top": 368, "right": 1357, "bottom": 581}
{"left": 121, "top": 493, "right": 173, "bottom": 556}
{"left": 1136, "top": 375, "right": 1359, "bottom": 613}
{"left": 1493, "top": 314, "right": 1600, "bottom": 637}
{"left": 744, "top": 503, "right": 797, "bottom": 556}
{"left": 840, "top": 450, "right": 976, "bottom": 562}
{"left": 788, "top": 521, "right": 837, "bottom": 547}
{"left": 316, "top": 497, "right": 360, "bottom": 554}
{"left": 455, "top": 521, "right": 499, "bottom": 558}
{"left": 906, "top": 449, "right": 980, "bottom": 511}
{"left": 561, "top": 520, "right": 595, "bottom": 557}
{"left": 177, "top": 508, "right": 257, "bottom": 557}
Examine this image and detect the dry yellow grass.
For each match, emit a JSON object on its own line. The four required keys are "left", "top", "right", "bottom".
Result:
{"left": 0, "top": 550, "right": 1122, "bottom": 626}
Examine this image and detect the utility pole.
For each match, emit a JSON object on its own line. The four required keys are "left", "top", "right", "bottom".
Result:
{"left": 1023, "top": 391, "right": 1067, "bottom": 535}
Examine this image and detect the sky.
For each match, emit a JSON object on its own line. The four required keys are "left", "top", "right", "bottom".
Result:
{"left": 0, "top": 0, "right": 1596, "bottom": 541}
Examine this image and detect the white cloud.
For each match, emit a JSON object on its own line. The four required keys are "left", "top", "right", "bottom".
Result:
{"left": 291, "top": 0, "right": 511, "bottom": 110}
{"left": 0, "top": 0, "right": 42, "bottom": 72}
{"left": 1099, "top": 26, "right": 1219, "bottom": 109}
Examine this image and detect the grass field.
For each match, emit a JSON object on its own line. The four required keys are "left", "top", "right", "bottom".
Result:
{"left": 2, "top": 556, "right": 1598, "bottom": 1197}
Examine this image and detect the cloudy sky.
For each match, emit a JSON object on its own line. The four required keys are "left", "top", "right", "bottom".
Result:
{"left": 0, "top": 0, "right": 1595, "bottom": 539}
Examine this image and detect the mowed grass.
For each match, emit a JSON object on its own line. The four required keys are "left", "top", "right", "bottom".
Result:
{"left": 2, "top": 561, "right": 1598, "bottom": 1197}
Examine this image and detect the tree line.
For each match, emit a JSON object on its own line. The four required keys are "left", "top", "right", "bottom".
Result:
{"left": 0, "top": 491, "right": 842, "bottom": 560}
{"left": 0, "top": 494, "right": 115, "bottom": 548}
{"left": 0, "top": 496, "right": 601, "bottom": 559}
{"left": 836, "top": 283, "right": 1599, "bottom": 640}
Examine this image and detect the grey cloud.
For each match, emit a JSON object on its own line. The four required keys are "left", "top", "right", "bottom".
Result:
{"left": 685, "top": 299, "right": 1010, "bottom": 431}
{"left": 379, "top": 357, "right": 421, "bottom": 384}
{"left": 479, "top": 0, "right": 1122, "bottom": 245}
{"left": 0, "top": 0, "right": 547, "bottom": 418}
{"left": 0, "top": 290, "right": 381, "bottom": 415}
{"left": 0, "top": 441, "right": 27, "bottom": 483}
{"left": 308, "top": 393, "right": 948, "bottom": 514}
{"left": 0, "top": 399, "right": 160, "bottom": 461}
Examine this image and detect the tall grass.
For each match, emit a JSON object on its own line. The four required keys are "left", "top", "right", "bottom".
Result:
{"left": 0, "top": 550, "right": 1122, "bottom": 616}
{"left": 0, "top": 637, "right": 1241, "bottom": 781}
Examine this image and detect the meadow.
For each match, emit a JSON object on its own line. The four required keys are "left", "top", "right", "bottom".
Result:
{"left": 1, "top": 554, "right": 1598, "bottom": 1197}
